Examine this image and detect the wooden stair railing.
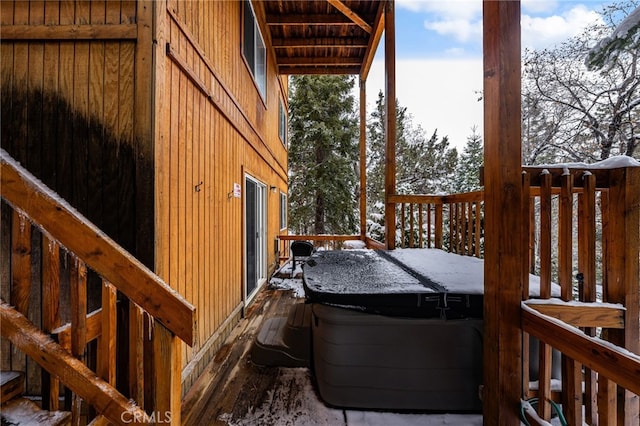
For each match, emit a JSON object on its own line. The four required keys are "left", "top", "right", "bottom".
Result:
{"left": 0, "top": 149, "right": 196, "bottom": 425}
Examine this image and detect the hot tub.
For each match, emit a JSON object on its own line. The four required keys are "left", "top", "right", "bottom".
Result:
{"left": 303, "top": 249, "right": 485, "bottom": 411}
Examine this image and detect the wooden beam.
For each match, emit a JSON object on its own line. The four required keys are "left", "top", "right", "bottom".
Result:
{"left": 0, "top": 24, "right": 137, "bottom": 40}
{"left": 482, "top": 1, "right": 522, "bottom": 423}
{"left": 522, "top": 305, "right": 640, "bottom": 396}
{"left": 276, "top": 56, "right": 363, "bottom": 66}
{"left": 278, "top": 66, "right": 361, "bottom": 75}
{"left": 524, "top": 300, "right": 625, "bottom": 329}
{"left": 272, "top": 37, "right": 368, "bottom": 48}
{"left": 326, "top": 0, "right": 372, "bottom": 33}
{"left": 0, "top": 300, "right": 149, "bottom": 425}
{"left": 384, "top": 0, "right": 396, "bottom": 250}
{"left": 0, "top": 151, "right": 196, "bottom": 346}
{"left": 361, "top": 1, "right": 385, "bottom": 80}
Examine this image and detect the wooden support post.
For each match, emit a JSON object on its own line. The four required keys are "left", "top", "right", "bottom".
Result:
{"left": 605, "top": 166, "right": 640, "bottom": 425}
{"left": 384, "top": 0, "right": 396, "bottom": 250}
{"left": 153, "top": 324, "right": 182, "bottom": 425}
{"left": 359, "top": 78, "right": 367, "bottom": 239}
{"left": 482, "top": 1, "right": 523, "bottom": 423}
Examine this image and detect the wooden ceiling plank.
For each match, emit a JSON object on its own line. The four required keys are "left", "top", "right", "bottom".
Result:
{"left": 326, "top": 0, "right": 372, "bottom": 33}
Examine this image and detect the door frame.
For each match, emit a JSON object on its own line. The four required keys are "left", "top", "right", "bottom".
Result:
{"left": 243, "top": 173, "right": 267, "bottom": 305}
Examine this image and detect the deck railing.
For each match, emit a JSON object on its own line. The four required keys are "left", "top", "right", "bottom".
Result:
{"left": 0, "top": 150, "right": 196, "bottom": 425}
{"left": 390, "top": 191, "right": 484, "bottom": 256}
{"left": 280, "top": 162, "right": 639, "bottom": 425}
{"left": 519, "top": 164, "right": 640, "bottom": 425}
{"left": 276, "top": 234, "right": 384, "bottom": 264}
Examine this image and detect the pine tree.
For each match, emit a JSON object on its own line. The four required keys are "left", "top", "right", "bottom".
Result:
{"left": 287, "top": 75, "right": 359, "bottom": 235}
{"left": 365, "top": 91, "right": 458, "bottom": 243}
{"left": 454, "top": 126, "right": 484, "bottom": 193}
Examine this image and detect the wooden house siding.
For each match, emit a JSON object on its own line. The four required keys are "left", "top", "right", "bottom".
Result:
{"left": 158, "top": 0, "right": 288, "bottom": 387}
{"left": 1, "top": 0, "right": 288, "bottom": 393}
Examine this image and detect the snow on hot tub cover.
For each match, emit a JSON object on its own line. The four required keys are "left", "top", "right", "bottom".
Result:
{"left": 302, "top": 249, "right": 483, "bottom": 319}
{"left": 302, "top": 249, "right": 561, "bottom": 319}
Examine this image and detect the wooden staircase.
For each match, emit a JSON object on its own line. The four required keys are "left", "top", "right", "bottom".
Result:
{"left": 1, "top": 371, "right": 71, "bottom": 426}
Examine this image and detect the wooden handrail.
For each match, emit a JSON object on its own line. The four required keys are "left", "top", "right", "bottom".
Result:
{"left": 1, "top": 300, "right": 149, "bottom": 425}
{"left": 522, "top": 304, "right": 640, "bottom": 395}
{"left": 0, "top": 150, "right": 196, "bottom": 345}
{"left": 278, "top": 234, "right": 361, "bottom": 242}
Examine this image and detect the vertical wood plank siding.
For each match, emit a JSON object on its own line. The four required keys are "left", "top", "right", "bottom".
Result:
{"left": 161, "top": 0, "right": 288, "bottom": 381}
{"left": 1, "top": 1, "right": 139, "bottom": 258}
{"left": 2, "top": 0, "right": 288, "bottom": 393}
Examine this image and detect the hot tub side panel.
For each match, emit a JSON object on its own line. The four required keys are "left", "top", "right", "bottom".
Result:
{"left": 311, "top": 304, "right": 483, "bottom": 411}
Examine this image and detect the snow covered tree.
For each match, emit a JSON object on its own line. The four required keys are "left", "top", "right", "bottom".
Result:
{"left": 522, "top": 0, "right": 640, "bottom": 163}
{"left": 365, "top": 91, "right": 458, "bottom": 243}
{"left": 454, "top": 126, "right": 484, "bottom": 193}
{"left": 287, "top": 75, "right": 359, "bottom": 235}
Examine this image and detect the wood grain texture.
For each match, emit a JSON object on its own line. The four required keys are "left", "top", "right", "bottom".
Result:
{"left": 1, "top": 153, "right": 196, "bottom": 345}
{"left": 482, "top": 1, "right": 523, "bottom": 422}
{"left": 1, "top": 299, "right": 149, "bottom": 425}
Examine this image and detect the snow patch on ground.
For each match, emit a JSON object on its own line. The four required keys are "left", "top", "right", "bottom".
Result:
{"left": 220, "top": 368, "right": 484, "bottom": 426}
{"left": 269, "top": 276, "right": 306, "bottom": 298}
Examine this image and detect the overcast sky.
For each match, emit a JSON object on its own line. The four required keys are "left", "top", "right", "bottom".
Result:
{"left": 365, "top": 0, "right": 611, "bottom": 151}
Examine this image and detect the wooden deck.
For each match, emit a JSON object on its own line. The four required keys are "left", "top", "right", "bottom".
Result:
{"left": 181, "top": 286, "right": 301, "bottom": 426}
{"left": 180, "top": 283, "right": 484, "bottom": 426}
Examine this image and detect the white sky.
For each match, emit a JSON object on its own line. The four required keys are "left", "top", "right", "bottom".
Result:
{"left": 363, "top": 0, "right": 609, "bottom": 151}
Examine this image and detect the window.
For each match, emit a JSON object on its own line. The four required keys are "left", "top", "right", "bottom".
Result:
{"left": 279, "top": 192, "right": 287, "bottom": 230}
{"left": 279, "top": 99, "right": 287, "bottom": 146}
{"left": 243, "top": 1, "right": 266, "bottom": 99}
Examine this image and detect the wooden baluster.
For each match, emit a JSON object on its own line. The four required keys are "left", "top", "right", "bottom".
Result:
{"left": 596, "top": 188, "right": 616, "bottom": 424}
{"left": 70, "top": 256, "right": 87, "bottom": 426}
{"left": 400, "top": 203, "right": 406, "bottom": 248}
{"left": 153, "top": 324, "right": 182, "bottom": 425}
{"left": 418, "top": 204, "right": 423, "bottom": 248}
{"left": 409, "top": 204, "right": 414, "bottom": 248}
{"left": 435, "top": 204, "right": 443, "bottom": 249}
{"left": 558, "top": 169, "right": 582, "bottom": 425}
{"left": 11, "top": 210, "right": 31, "bottom": 380}
{"left": 130, "top": 304, "right": 145, "bottom": 406}
{"left": 578, "top": 171, "right": 597, "bottom": 424}
{"left": 426, "top": 204, "right": 432, "bottom": 248}
{"left": 537, "top": 170, "right": 552, "bottom": 420}
{"left": 97, "top": 281, "right": 117, "bottom": 386}
{"left": 466, "top": 202, "right": 472, "bottom": 255}
{"left": 458, "top": 203, "right": 464, "bottom": 253}
{"left": 449, "top": 203, "right": 455, "bottom": 253}
{"left": 42, "top": 235, "right": 61, "bottom": 410}
{"left": 474, "top": 200, "right": 482, "bottom": 258}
